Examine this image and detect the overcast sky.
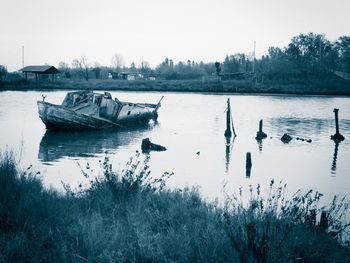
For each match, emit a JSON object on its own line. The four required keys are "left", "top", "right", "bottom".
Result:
{"left": 1, "top": 0, "right": 349, "bottom": 71}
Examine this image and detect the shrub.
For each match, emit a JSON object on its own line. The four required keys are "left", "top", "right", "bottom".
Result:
{"left": 0, "top": 150, "right": 349, "bottom": 262}
{"left": 222, "top": 181, "right": 350, "bottom": 262}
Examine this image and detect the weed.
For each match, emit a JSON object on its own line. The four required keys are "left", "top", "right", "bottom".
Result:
{"left": 0, "top": 150, "right": 349, "bottom": 262}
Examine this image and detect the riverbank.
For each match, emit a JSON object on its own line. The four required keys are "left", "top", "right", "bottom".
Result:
{"left": 1, "top": 151, "right": 349, "bottom": 262}
{"left": 1, "top": 76, "right": 350, "bottom": 95}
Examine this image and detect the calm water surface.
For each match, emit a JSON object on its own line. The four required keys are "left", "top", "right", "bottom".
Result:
{"left": 1, "top": 90, "right": 350, "bottom": 202}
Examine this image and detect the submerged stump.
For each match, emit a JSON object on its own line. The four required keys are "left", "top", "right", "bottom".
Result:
{"left": 141, "top": 138, "right": 167, "bottom": 153}
{"left": 281, "top": 133, "right": 293, "bottom": 144}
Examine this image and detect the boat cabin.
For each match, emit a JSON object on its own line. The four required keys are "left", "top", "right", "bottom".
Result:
{"left": 61, "top": 91, "right": 122, "bottom": 121}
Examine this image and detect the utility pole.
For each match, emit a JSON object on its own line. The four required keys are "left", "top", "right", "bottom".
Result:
{"left": 22, "top": 45, "right": 24, "bottom": 68}
{"left": 252, "top": 41, "right": 256, "bottom": 73}
{"left": 319, "top": 39, "right": 322, "bottom": 70}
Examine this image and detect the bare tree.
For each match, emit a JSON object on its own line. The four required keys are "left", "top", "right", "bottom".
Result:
{"left": 91, "top": 62, "right": 102, "bottom": 79}
{"left": 0, "top": 65, "right": 8, "bottom": 81}
{"left": 140, "top": 60, "right": 153, "bottom": 76}
{"left": 130, "top": 62, "right": 136, "bottom": 72}
{"left": 72, "top": 57, "right": 90, "bottom": 81}
{"left": 143, "top": 61, "right": 150, "bottom": 69}
{"left": 58, "top": 61, "right": 69, "bottom": 70}
{"left": 58, "top": 61, "right": 71, "bottom": 78}
{"left": 214, "top": 62, "right": 221, "bottom": 76}
{"left": 111, "top": 53, "right": 125, "bottom": 72}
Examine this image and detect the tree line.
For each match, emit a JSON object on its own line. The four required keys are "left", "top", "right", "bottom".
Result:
{"left": 0, "top": 32, "right": 349, "bottom": 83}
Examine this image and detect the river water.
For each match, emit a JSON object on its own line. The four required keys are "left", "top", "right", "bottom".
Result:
{"left": 1, "top": 90, "right": 349, "bottom": 202}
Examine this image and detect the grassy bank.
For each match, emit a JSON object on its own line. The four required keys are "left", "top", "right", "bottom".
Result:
{"left": 1, "top": 76, "right": 350, "bottom": 95}
{"left": 1, "top": 151, "right": 350, "bottom": 262}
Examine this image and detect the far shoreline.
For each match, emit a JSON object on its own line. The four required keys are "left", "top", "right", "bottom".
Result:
{"left": 1, "top": 78, "right": 350, "bottom": 97}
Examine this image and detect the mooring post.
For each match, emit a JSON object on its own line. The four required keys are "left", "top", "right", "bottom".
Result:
{"left": 246, "top": 152, "right": 252, "bottom": 177}
{"left": 334, "top": 108, "right": 340, "bottom": 135}
{"left": 255, "top": 119, "right": 267, "bottom": 140}
{"left": 259, "top": 120, "right": 263, "bottom": 133}
{"left": 224, "top": 98, "right": 232, "bottom": 137}
{"left": 331, "top": 108, "right": 345, "bottom": 142}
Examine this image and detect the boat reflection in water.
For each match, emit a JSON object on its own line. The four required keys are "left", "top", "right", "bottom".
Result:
{"left": 38, "top": 122, "right": 157, "bottom": 163}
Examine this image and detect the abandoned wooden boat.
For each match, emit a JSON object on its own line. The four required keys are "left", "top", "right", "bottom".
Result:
{"left": 37, "top": 91, "right": 162, "bottom": 130}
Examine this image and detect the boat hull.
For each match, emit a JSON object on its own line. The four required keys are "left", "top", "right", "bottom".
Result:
{"left": 37, "top": 101, "right": 118, "bottom": 130}
{"left": 37, "top": 101, "right": 158, "bottom": 130}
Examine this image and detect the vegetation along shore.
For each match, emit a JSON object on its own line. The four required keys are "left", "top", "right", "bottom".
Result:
{"left": 2, "top": 77, "right": 350, "bottom": 96}
{"left": 1, "top": 150, "right": 349, "bottom": 262}
{"left": 1, "top": 32, "right": 349, "bottom": 95}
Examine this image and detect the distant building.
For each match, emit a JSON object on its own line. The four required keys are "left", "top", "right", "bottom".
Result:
{"left": 109, "top": 71, "right": 144, "bottom": 80}
{"left": 20, "top": 65, "right": 59, "bottom": 81}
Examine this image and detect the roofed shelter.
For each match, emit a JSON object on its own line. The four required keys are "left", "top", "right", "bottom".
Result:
{"left": 20, "top": 65, "right": 59, "bottom": 81}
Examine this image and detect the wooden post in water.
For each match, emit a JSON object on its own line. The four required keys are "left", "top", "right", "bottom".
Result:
{"left": 255, "top": 119, "right": 267, "bottom": 140}
{"left": 259, "top": 120, "right": 263, "bottom": 133}
{"left": 224, "top": 98, "right": 232, "bottom": 137}
{"left": 246, "top": 152, "right": 252, "bottom": 177}
{"left": 331, "top": 108, "right": 345, "bottom": 142}
{"left": 334, "top": 108, "right": 340, "bottom": 135}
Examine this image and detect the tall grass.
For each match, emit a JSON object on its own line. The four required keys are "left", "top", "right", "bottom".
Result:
{"left": 222, "top": 182, "right": 350, "bottom": 262}
{"left": 0, "top": 150, "right": 349, "bottom": 262}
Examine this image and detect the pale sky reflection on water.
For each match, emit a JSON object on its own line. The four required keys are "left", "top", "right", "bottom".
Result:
{"left": 0, "top": 91, "right": 349, "bottom": 205}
